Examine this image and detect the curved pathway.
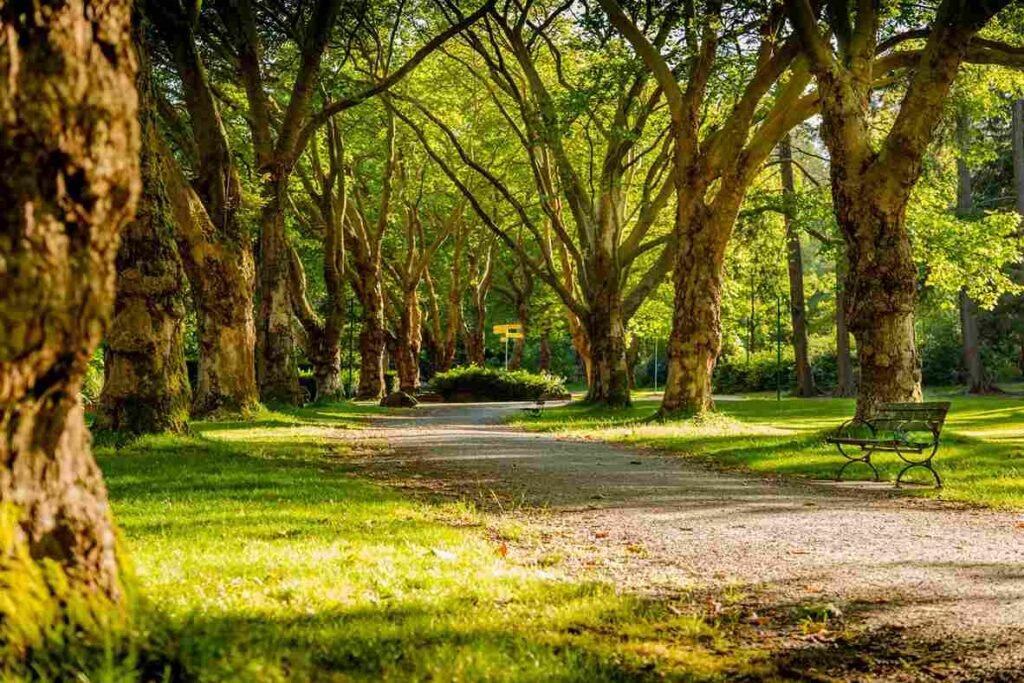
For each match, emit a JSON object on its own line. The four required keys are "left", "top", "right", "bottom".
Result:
{"left": 357, "top": 402, "right": 1024, "bottom": 677}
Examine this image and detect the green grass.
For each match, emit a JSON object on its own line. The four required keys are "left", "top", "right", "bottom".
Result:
{"left": 81, "top": 401, "right": 766, "bottom": 681}
{"left": 508, "top": 390, "right": 1024, "bottom": 508}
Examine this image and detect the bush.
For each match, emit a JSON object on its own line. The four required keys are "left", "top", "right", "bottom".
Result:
{"left": 429, "top": 366, "right": 568, "bottom": 402}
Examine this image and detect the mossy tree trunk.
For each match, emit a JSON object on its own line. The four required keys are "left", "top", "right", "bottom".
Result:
{"left": 147, "top": 0, "right": 259, "bottom": 417}
{"left": 0, "top": 0, "right": 139, "bottom": 600}
{"left": 97, "top": 22, "right": 190, "bottom": 435}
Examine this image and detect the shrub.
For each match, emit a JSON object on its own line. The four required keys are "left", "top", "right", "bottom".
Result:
{"left": 429, "top": 366, "right": 568, "bottom": 402}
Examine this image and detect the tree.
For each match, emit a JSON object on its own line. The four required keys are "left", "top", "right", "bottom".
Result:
{"left": 785, "top": 0, "right": 1022, "bottom": 415}
{"left": 0, "top": 0, "right": 138, "bottom": 599}
{"left": 599, "top": 0, "right": 816, "bottom": 416}
{"left": 779, "top": 134, "right": 817, "bottom": 397}
{"left": 396, "top": 2, "right": 679, "bottom": 407}
{"left": 97, "top": 19, "right": 191, "bottom": 435}
{"left": 147, "top": 0, "right": 260, "bottom": 417}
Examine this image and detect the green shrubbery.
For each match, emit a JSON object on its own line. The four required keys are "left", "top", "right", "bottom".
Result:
{"left": 713, "top": 337, "right": 846, "bottom": 394}
{"left": 430, "top": 366, "right": 569, "bottom": 402}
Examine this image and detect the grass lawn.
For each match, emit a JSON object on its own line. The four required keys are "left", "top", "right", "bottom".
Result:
{"left": 509, "top": 389, "right": 1024, "bottom": 509}
{"left": 76, "top": 401, "right": 770, "bottom": 682}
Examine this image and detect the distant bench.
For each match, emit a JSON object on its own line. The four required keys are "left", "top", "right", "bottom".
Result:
{"left": 826, "top": 402, "right": 951, "bottom": 488}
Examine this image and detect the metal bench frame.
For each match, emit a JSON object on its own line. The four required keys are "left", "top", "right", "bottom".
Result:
{"left": 826, "top": 402, "right": 950, "bottom": 488}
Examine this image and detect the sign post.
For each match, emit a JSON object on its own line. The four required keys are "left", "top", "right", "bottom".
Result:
{"left": 492, "top": 324, "right": 524, "bottom": 371}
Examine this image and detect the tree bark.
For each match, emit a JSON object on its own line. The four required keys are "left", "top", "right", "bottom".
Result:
{"left": 584, "top": 291, "right": 631, "bottom": 407}
{"left": 779, "top": 135, "right": 816, "bottom": 397}
{"left": 149, "top": 3, "right": 259, "bottom": 416}
{"left": 464, "top": 245, "right": 493, "bottom": 366}
{"left": 840, "top": 198, "right": 922, "bottom": 416}
{"left": 0, "top": 0, "right": 138, "bottom": 600}
{"left": 255, "top": 184, "right": 304, "bottom": 405}
{"left": 396, "top": 288, "right": 423, "bottom": 393}
{"left": 835, "top": 251, "right": 857, "bottom": 397}
{"left": 660, "top": 212, "right": 726, "bottom": 416}
{"left": 97, "top": 26, "right": 190, "bottom": 434}
{"left": 355, "top": 268, "right": 387, "bottom": 399}
{"left": 539, "top": 327, "right": 552, "bottom": 373}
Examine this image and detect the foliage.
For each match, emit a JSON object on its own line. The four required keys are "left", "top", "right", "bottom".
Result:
{"left": 430, "top": 366, "right": 568, "bottom": 402}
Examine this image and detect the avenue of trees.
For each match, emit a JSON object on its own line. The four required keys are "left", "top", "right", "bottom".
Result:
{"left": 4, "top": 0, "right": 1024, "bottom": 614}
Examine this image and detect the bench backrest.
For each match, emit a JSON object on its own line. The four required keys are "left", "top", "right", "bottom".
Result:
{"left": 869, "top": 402, "right": 951, "bottom": 433}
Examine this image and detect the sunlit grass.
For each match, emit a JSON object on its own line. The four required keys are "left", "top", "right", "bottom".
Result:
{"left": 508, "top": 391, "right": 1024, "bottom": 508}
{"left": 92, "top": 401, "right": 765, "bottom": 681}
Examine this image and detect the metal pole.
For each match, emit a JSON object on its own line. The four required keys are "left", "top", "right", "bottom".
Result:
{"left": 504, "top": 336, "right": 509, "bottom": 371}
{"left": 776, "top": 295, "right": 782, "bottom": 402}
{"left": 346, "top": 292, "right": 355, "bottom": 398}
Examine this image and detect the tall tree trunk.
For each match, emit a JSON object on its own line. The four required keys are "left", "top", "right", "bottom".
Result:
{"left": 779, "top": 135, "right": 816, "bottom": 397}
{"left": 256, "top": 186, "right": 303, "bottom": 405}
{"left": 835, "top": 251, "right": 856, "bottom": 397}
{"left": 97, "top": 30, "right": 190, "bottom": 435}
{"left": 956, "top": 113, "right": 989, "bottom": 393}
{"left": 509, "top": 298, "right": 530, "bottom": 370}
{"left": 840, "top": 199, "right": 922, "bottom": 416}
{"left": 660, "top": 212, "right": 726, "bottom": 416}
{"left": 0, "top": 0, "right": 138, "bottom": 600}
{"left": 584, "top": 292, "right": 630, "bottom": 407}
{"left": 396, "top": 289, "right": 422, "bottom": 393}
{"left": 150, "top": 2, "right": 260, "bottom": 417}
{"left": 352, "top": 264, "right": 385, "bottom": 401}
{"left": 539, "top": 327, "right": 552, "bottom": 373}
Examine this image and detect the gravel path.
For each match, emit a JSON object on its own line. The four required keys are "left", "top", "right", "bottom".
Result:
{"left": 357, "top": 402, "right": 1024, "bottom": 678}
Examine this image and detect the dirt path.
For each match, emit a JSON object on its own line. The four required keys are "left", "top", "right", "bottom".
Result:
{"left": 357, "top": 402, "right": 1024, "bottom": 679}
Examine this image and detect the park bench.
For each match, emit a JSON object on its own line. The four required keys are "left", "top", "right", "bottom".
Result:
{"left": 826, "top": 402, "right": 951, "bottom": 488}
{"left": 523, "top": 398, "right": 547, "bottom": 417}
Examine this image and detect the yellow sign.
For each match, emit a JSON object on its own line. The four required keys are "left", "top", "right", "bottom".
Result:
{"left": 502, "top": 332, "right": 524, "bottom": 340}
{"left": 493, "top": 324, "right": 522, "bottom": 335}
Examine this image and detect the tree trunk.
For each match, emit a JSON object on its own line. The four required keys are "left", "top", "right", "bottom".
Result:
{"left": 0, "top": 0, "right": 138, "bottom": 600}
{"left": 626, "top": 336, "right": 640, "bottom": 390}
{"left": 779, "top": 135, "right": 816, "bottom": 397}
{"left": 509, "top": 296, "right": 530, "bottom": 370}
{"left": 355, "top": 264, "right": 387, "bottom": 399}
{"left": 162, "top": 154, "right": 259, "bottom": 416}
{"left": 584, "top": 292, "right": 630, "bottom": 408}
{"left": 835, "top": 251, "right": 856, "bottom": 397}
{"left": 956, "top": 114, "right": 989, "bottom": 393}
{"left": 841, "top": 202, "right": 922, "bottom": 417}
{"left": 539, "top": 327, "right": 552, "bottom": 373}
{"left": 256, "top": 186, "right": 304, "bottom": 405}
{"left": 660, "top": 215, "right": 725, "bottom": 416}
{"left": 396, "top": 289, "right": 422, "bottom": 393}
{"left": 97, "top": 31, "right": 190, "bottom": 435}
{"left": 151, "top": 4, "right": 260, "bottom": 417}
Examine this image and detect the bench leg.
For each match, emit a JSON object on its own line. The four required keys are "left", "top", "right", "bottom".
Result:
{"left": 896, "top": 462, "right": 942, "bottom": 489}
{"left": 835, "top": 447, "right": 879, "bottom": 482}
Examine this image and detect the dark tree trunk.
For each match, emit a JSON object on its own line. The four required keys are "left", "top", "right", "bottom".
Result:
{"left": 0, "top": 0, "right": 138, "bottom": 600}
{"left": 584, "top": 291, "right": 630, "bottom": 408}
{"left": 840, "top": 199, "right": 922, "bottom": 417}
{"left": 779, "top": 135, "right": 816, "bottom": 397}
{"left": 956, "top": 114, "right": 989, "bottom": 393}
{"left": 835, "top": 251, "right": 857, "bottom": 397}
{"left": 626, "top": 336, "right": 640, "bottom": 390}
{"left": 256, "top": 186, "right": 303, "bottom": 405}
{"left": 539, "top": 327, "right": 552, "bottom": 373}
{"left": 355, "top": 266, "right": 387, "bottom": 400}
{"left": 98, "top": 30, "right": 190, "bottom": 435}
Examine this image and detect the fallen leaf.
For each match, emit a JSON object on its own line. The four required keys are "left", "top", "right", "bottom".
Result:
{"left": 497, "top": 541, "right": 508, "bottom": 558}
{"left": 594, "top": 531, "right": 610, "bottom": 539}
